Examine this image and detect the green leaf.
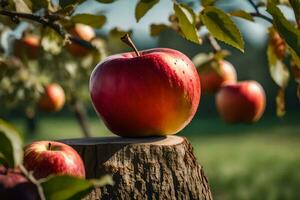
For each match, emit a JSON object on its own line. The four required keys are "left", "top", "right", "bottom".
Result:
{"left": 96, "top": 0, "right": 117, "bottom": 3}
{"left": 59, "top": 0, "right": 86, "bottom": 8}
{"left": 41, "top": 175, "right": 113, "bottom": 200}
{"left": 71, "top": 14, "right": 106, "bottom": 28}
{"left": 0, "top": 119, "right": 23, "bottom": 168}
{"left": 267, "top": 2, "right": 300, "bottom": 64}
{"left": 13, "top": 0, "right": 32, "bottom": 13}
{"left": 267, "top": 42, "right": 290, "bottom": 88}
{"left": 135, "top": 0, "right": 159, "bottom": 22}
{"left": 56, "top": 4, "right": 77, "bottom": 16}
{"left": 173, "top": 2, "right": 201, "bottom": 44}
{"left": 201, "top": 0, "right": 215, "bottom": 7}
{"left": 201, "top": 6, "right": 244, "bottom": 52}
{"left": 229, "top": 10, "right": 254, "bottom": 21}
{"left": 289, "top": 0, "right": 300, "bottom": 19}
{"left": 30, "top": 0, "right": 51, "bottom": 11}
{"left": 150, "top": 24, "right": 169, "bottom": 36}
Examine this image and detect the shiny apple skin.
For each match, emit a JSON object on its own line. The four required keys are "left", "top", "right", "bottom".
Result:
{"left": 0, "top": 166, "right": 39, "bottom": 200}
{"left": 38, "top": 83, "right": 65, "bottom": 112}
{"left": 199, "top": 60, "right": 237, "bottom": 94}
{"left": 23, "top": 141, "right": 85, "bottom": 179}
{"left": 216, "top": 81, "right": 266, "bottom": 123}
{"left": 90, "top": 48, "right": 201, "bottom": 137}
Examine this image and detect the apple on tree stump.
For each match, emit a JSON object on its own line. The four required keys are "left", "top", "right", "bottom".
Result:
{"left": 68, "top": 34, "right": 212, "bottom": 199}
{"left": 62, "top": 136, "right": 212, "bottom": 200}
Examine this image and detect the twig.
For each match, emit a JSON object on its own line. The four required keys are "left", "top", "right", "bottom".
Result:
{"left": 207, "top": 35, "right": 221, "bottom": 53}
{"left": 250, "top": 12, "right": 273, "bottom": 23}
{"left": 247, "top": 0, "right": 259, "bottom": 13}
{"left": 0, "top": 9, "right": 96, "bottom": 50}
{"left": 247, "top": 0, "right": 273, "bottom": 23}
{"left": 19, "top": 165, "right": 46, "bottom": 200}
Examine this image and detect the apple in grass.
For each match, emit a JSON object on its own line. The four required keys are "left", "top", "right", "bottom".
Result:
{"left": 216, "top": 81, "right": 266, "bottom": 123}
{"left": 23, "top": 141, "right": 85, "bottom": 179}
{"left": 38, "top": 83, "right": 66, "bottom": 112}
{"left": 197, "top": 60, "right": 237, "bottom": 94}
{"left": 90, "top": 34, "right": 200, "bottom": 137}
{"left": 67, "top": 24, "right": 95, "bottom": 57}
{"left": 0, "top": 166, "right": 39, "bottom": 200}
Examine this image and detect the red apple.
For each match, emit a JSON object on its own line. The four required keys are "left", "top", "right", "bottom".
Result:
{"left": 90, "top": 46, "right": 201, "bottom": 137}
{"left": 216, "top": 81, "right": 266, "bottom": 123}
{"left": 0, "top": 166, "right": 39, "bottom": 200}
{"left": 14, "top": 34, "right": 41, "bottom": 59}
{"left": 198, "top": 60, "right": 237, "bottom": 94}
{"left": 67, "top": 24, "right": 95, "bottom": 56}
{"left": 23, "top": 141, "right": 85, "bottom": 179}
{"left": 38, "top": 83, "right": 66, "bottom": 112}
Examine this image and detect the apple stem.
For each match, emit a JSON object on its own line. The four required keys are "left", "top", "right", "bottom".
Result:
{"left": 48, "top": 143, "right": 52, "bottom": 150}
{"left": 121, "top": 33, "right": 141, "bottom": 57}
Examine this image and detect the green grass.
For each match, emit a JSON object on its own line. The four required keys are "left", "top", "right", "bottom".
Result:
{"left": 10, "top": 113, "right": 300, "bottom": 200}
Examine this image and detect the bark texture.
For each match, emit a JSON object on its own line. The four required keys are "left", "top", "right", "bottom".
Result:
{"left": 62, "top": 136, "right": 212, "bottom": 200}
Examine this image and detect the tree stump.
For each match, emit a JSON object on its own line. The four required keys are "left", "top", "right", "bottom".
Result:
{"left": 62, "top": 135, "right": 212, "bottom": 200}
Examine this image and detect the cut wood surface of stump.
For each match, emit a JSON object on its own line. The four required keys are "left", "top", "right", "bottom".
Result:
{"left": 62, "top": 135, "right": 212, "bottom": 200}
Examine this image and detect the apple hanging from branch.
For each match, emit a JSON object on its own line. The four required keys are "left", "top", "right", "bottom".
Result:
{"left": 90, "top": 34, "right": 201, "bottom": 137}
{"left": 38, "top": 83, "right": 66, "bottom": 112}
{"left": 216, "top": 81, "right": 266, "bottom": 123}
{"left": 14, "top": 34, "right": 41, "bottom": 59}
{"left": 67, "top": 24, "right": 95, "bottom": 57}
{"left": 198, "top": 60, "right": 237, "bottom": 94}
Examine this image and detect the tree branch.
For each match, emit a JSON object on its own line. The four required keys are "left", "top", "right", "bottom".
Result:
{"left": 247, "top": 0, "right": 273, "bottom": 24}
{"left": 19, "top": 165, "right": 46, "bottom": 200}
{"left": 250, "top": 12, "right": 273, "bottom": 23}
{"left": 247, "top": 0, "right": 259, "bottom": 13}
{"left": 0, "top": 9, "right": 96, "bottom": 50}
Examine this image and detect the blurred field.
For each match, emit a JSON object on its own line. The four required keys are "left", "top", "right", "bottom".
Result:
{"left": 10, "top": 112, "right": 300, "bottom": 200}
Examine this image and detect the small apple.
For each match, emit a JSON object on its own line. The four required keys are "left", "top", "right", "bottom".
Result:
{"left": 14, "top": 34, "right": 41, "bottom": 59}
{"left": 67, "top": 24, "right": 95, "bottom": 56}
{"left": 38, "top": 83, "right": 66, "bottom": 112}
{"left": 90, "top": 34, "right": 200, "bottom": 137}
{"left": 0, "top": 166, "right": 39, "bottom": 200}
{"left": 216, "top": 81, "right": 266, "bottom": 123}
{"left": 23, "top": 141, "right": 85, "bottom": 179}
{"left": 198, "top": 60, "right": 237, "bottom": 94}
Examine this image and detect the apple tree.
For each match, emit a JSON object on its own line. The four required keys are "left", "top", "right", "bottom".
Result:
{"left": 141, "top": 0, "right": 299, "bottom": 117}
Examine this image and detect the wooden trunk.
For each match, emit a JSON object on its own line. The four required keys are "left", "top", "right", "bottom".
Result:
{"left": 62, "top": 136, "right": 212, "bottom": 200}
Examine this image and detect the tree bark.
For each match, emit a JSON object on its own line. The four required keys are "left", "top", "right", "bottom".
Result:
{"left": 72, "top": 100, "right": 92, "bottom": 138}
{"left": 62, "top": 136, "right": 212, "bottom": 200}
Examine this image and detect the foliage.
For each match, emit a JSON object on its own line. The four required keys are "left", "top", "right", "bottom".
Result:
{"left": 0, "top": 0, "right": 298, "bottom": 118}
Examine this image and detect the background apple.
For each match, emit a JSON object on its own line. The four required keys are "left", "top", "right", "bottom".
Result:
{"left": 38, "top": 83, "right": 66, "bottom": 112}
{"left": 216, "top": 81, "right": 266, "bottom": 123}
{"left": 67, "top": 24, "right": 95, "bottom": 56}
{"left": 90, "top": 44, "right": 200, "bottom": 137}
{"left": 198, "top": 60, "right": 237, "bottom": 94}
{"left": 14, "top": 34, "right": 41, "bottom": 59}
{"left": 0, "top": 166, "right": 39, "bottom": 200}
{"left": 23, "top": 141, "right": 85, "bottom": 179}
